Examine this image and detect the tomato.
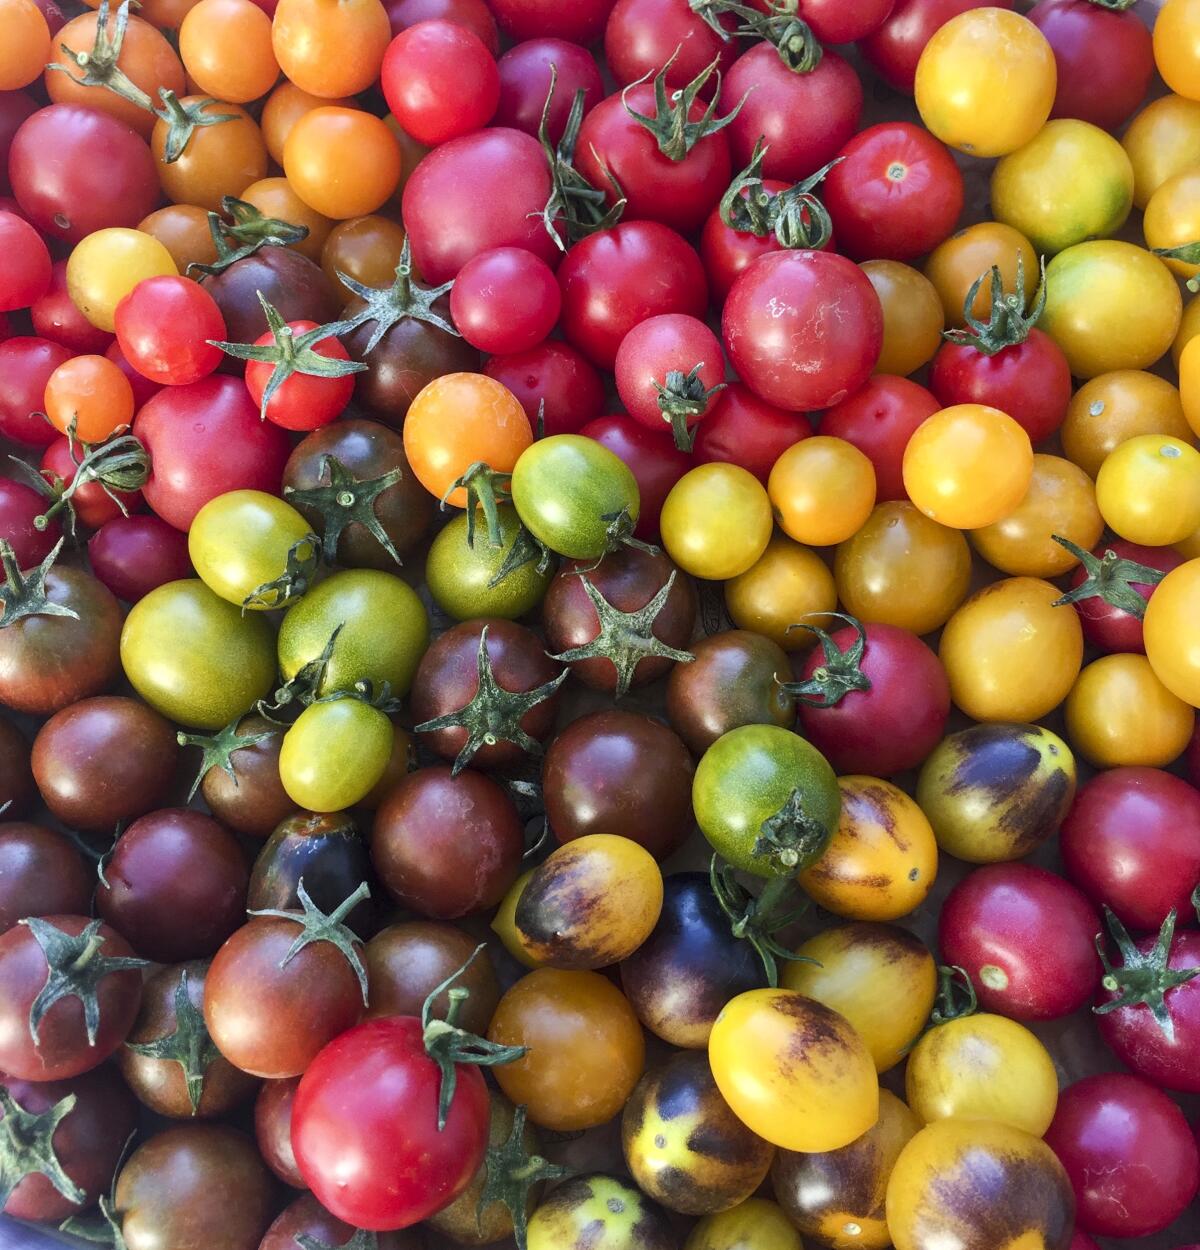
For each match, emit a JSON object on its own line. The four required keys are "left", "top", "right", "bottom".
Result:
{"left": 916, "top": 8, "right": 1056, "bottom": 157}
{"left": 692, "top": 385, "right": 809, "bottom": 486}
{"left": 178, "top": 0, "right": 277, "bottom": 104}
{"left": 0, "top": 211, "right": 50, "bottom": 312}
{"left": 152, "top": 101, "right": 268, "bottom": 213}
{"left": 903, "top": 403, "right": 1033, "bottom": 530}
{"left": 238, "top": 178, "right": 333, "bottom": 264}
{"left": 861, "top": 260, "right": 945, "bottom": 378}
{"left": 1145, "top": 558, "right": 1200, "bottom": 708}
{"left": 1047, "top": 1074, "right": 1200, "bottom": 1238}
{"left": 724, "top": 535, "right": 836, "bottom": 652}
{"left": 769, "top": 437, "right": 876, "bottom": 548}
{"left": 605, "top": 0, "right": 736, "bottom": 101}
{"left": 783, "top": 925, "right": 936, "bottom": 1074}
{"left": 723, "top": 250, "right": 882, "bottom": 413}
{"left": 31, "top": 260, "right": 113, "bottom": 355}
{"left": 925, "top": 220, "right": 1038, "bottom": 327}
{"left": 450, "top": 247, "right": 561, "bottom": 357}
{"left": 0, "top": 478, "right": 59, "bottom": 577}
{"left": 581, "top": 415, "right": 689, "bottom": 541}
{"left": 39, "top": 354, "right": 132, "bottom": 446}
{"left": 528, "top": 1175, "right": 673, "bottom": 1250}
{"left": 235, "top": 317, "right": 359, "bottom": 432}
{"left": 1062, "top": 369, "right": 1192, "bottom": 478}
{"left": 658, "top": 463, "right": 771, "bottom": 582}
{"left": 1061, "top": 538, "right": 1183, "bottom": 654}
{"left": 887, "top": 1120, "right": 1073, "bottom": 1250}
{"left": 496, "top": 36, "right": 603, "bottom": 143}
{"left": 685, "top": 1199, "right": 802, "bottom": 1250}
{"left": 1097, "top": 434, "right": 1200, "bottom": 547}
{"left": 971, "top": 454, "right": 1102, "bottom": 578}
{"left": 271, "top": 0, "right": 390, "bottom": 97}
{"left": 694, "top": 724, "right": 841, "bottom": 878}
{"left": 381, "top": 20, "right": 498, "bottom": 147}
{"left": 1155, "top": 0, "right": 1200, "bottom": 102}
{"left": 1184, "top": 337, "right": 1200, "bottom": 438}
{"left": 261, "top": 81, "right": 350, "bottom": 164}
{"left": 709, "top": 987, "right": 878, "bottom": 1153}
{"left": 1146, "top": 169, "right": 1200, "bottom": 284}
{"left": 114, "top": 276, "right": 225, "bottom": 387}
{"left": 284, "top": 107, "right": 401, "bottom": 221}
{"left": 0, "top": 0, "right": 49, "bottom": 90}
{"left": 1125, "top": 94, "right": 1200, "bottom": 213}
{"left": 488, "top": 968, "right": 645, "bottom": 1132}
{"left": 195, "top": 713, "right": 292, "bottom": 838}
{"left": 66, "top": 229, "right": 178, "bottom": 334}
{"left": 485, "top": 341, "right": 605, "bottom": 436}
{"left": 487, "top": 0, "right": 614, "bottom": 41}
{"left": 0, "top": 824, "right": 90, "bottom": 928}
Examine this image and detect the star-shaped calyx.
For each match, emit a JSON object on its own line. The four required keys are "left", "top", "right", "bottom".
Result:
{"left": 0, "top": 1088, "right": 86, "bottom": 1212}
{"left": 176, "top": 716, "right": 276, "bottom": 802}
{"left": 415, "top": 626, "right": 568, "bottom": 776}
{"left": 478, "top": 1104, "right": 572, "bottom": 1250}
{"left": 241, "top": 534, "right": 321, "bottom": 612}
{"left": 708, "top": 856, "right": 812, "bottom": 987}
{"left": 942, "top": 255, "right": 1046, "bottom": 356}
{"left": 0, "top": 540, "right": 80, "bottom": 629}
{"left": 622, "top": 51, "right": 746, "bottom": 163}
{"left": 780, "top": 612, "right": 873, "bottom": 707}
{"left": 654, "top": 365, "right": 725, "bottom": 451}
{"left": 751, "top": 787, "right": 834, "bottom": 875}
{"left": 284, "top": 455, "right": 405, "bottom": 566}
{"left": 1094, "top": 906, "right": 1200, "bottom": 1041}
{"left": 189, "top": 196, "right": 311, "bottom": 277}
{"left": 1052, "top": 536, "right": 1168, "bottom": 619}
{"left": 124, "top": 969, "right": 222, "bottom": 1115}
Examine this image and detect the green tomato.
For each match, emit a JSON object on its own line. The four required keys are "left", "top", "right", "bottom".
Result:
{"left": 277, "top": 569, "right": 429, "bottom": 698}
{"left": 693, "top": 724, "right": 841, "bottom": 878}
{"left": 991, "top": 119, "right": 1134, "bottom": 256}
{"left": 510, "top": 435, "right": 640, "bottom": 560}
{"left": 528, "top": 1175, "right": 674, "bottom": 1250}
{"left": 120, "top": 579, "right": 277, "bottom": 729}
{"left": 188, "top": 490, "right": 316, "bottom": 610}
{"left": 279, "top": 698, "right": 394, "bottom": 812}
{"left": 425, "top": 505, "right": 553, "bottom": 621}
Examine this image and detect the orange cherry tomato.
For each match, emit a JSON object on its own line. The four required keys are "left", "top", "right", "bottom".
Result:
{"left": 271, "top": 0, "right": 390, "bottom": 99}
{"left": 43, "top": 354, "right": 135, "bottom": 442}
{"left": 925, "top": 221, "right": 1038, "bottom": 327}
{"left": 152, "top": 99, "right": 268, "bottom": 212}
{"left": 861, "top": 260, "right": 944, "bottom": 377}
{"left": 321, "top": 215, "right": 408, "bottom": 296}
{"left": 283, "top": 107, "right": 402, "bottom": 221}
{"left": 239, "top": 177, "right": 332, "bottom": 263}
{"left": 769, "top": 437, "right": 877, "bottom": 548}
{"left": 137, "top": 205, "right": 220, "bottom": 273}
{"left": 179, "top": 0, "right": 279, "bottom": 104}
{"left": 1, "top": 0, "right": 51, "bottom": 91}
{"left": 261, "top": 80, "right": 352, "bottom": 165}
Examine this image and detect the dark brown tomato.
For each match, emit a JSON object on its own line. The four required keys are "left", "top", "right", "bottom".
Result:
{"left": 665, "top": 629, "right": 796, "bottom": 755}
{"left": 199, "top": 716, "right": 294, "bottom": 839}
{"left": 0, "top": 562, "right": 122, "bottom": 716}
{"left": 254, "top": 1077, "right": 305, "bottom": 1189}
{"left": 543, "top": 710, "right": 695, "bottom": 861}
{"left": 360, "top": 725, "right": 418, "bottom": 810}
{"left": 113, "top": 1125, "right": 275, "bottom": 1250}
{"left": 31, "top": 696, "right": 178, "bottom": 833}
{"left": 283, "top": 418, "right": 435, "bottom": 569}
{"left": 0, "top": 715, "right": 34, "bottom": 816}
{"left": 261, "top": 1192, "right": 424, "bottom": 1250}
{"left": 117, "top": 961, "right": 259, "bottom": 1120}
{"left": 1, "top": 1067, "right": 138, "bottom": 1223}
{"left": 202, "top": 248, "right": 339, "bottom": 346}
{"left": 410, "top": 618, "right": 565, "bottom": 773}
{"left": 371, "top": 766, "right": 524, "bottom": 918}
{"left": 0, "top": 823, "right": 92, "bottom": 932}
{"left": 247, "top": 811, "right": 375, "bottom": 938}
{"left": 542, "top": 548, "right": 697, "bottom": 695}
{"left": 364, "top": 920, "right": 499, "bottom": 1031}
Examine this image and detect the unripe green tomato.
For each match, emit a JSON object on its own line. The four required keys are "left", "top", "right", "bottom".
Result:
{"left": 279, "top": 698, "right": 393, "bottom": 812}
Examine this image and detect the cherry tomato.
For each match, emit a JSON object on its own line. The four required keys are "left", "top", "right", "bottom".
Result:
{"left": 769, "top": 437, "right": 876, "bottom": 549}
{"left": 685, "top": 1199, "right": 802, "bottom": 1250}
{"left": 485, "top": 341, "right": 605, "bottom": 436}
{"left": 604, "top": 0, "right": 736, "bottom": 102}
{"left": 691, "top": 384, "right": 809, "bottom": 486}
{"left": 0, "top": 343, "right": 71, "bottom": 452}
{"left": 260, "top": 81, "right": 353, "bottom": 164}
{"left": 1124, "top": 93, "right": 1200, "bottom": 211}
{"left": 1062, "top": 369, "right": 1192, "bottom": 478}
{"left": 1096, "top": 435, "right": 1200, "bottom": 547}
{"left": 1154, "top": 0, "right": 1200, "bottom": 102}
{"left": 1145, "top": 559, "right": 1200, "bottom": 707}
{"left": 271, "top": 0, "right": 391, "bottom": 97}
{"left": 42, "top": 354, "right": 134, "bottom": 443}
{"left": 449, "top": 247, "right": 561, "bottom": 356}
{"left": 660, "top": 463, "right": 773, "bottom": 582}
{"left": 496, "top": 37, "right": 603, "bottom": 143}
{"left": 860, "top": 259, "right": 944, "bottom": 378}
{"left": 114, "top": 276, "right": 225, "bottom": 387}
{"left": 137, "top": 205, "right": 220, "bottom": 274}
{"left": 88, "top": 514, "right": 193, "bottom": 603}
{"left": 152, "top": 101, "right": 268, "bottom": 213}
{"left": 178, "top": 0, "right": 277, "bottom": 104}
{"left": 0, "top": 210, "right": 50, "bottom": 311}
{"left": 284, "top": 107, "right": 401, "bottom": 220}
{"left": 925, "top": 220, "right": 1038, "bottom": 327}
{"left": 724, "top": 535, "right": 836, "bottom": 652}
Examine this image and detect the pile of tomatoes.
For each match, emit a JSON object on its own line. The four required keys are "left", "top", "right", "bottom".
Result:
{"left": 4, "top": 0, "right": 1200, "bottom": 1247}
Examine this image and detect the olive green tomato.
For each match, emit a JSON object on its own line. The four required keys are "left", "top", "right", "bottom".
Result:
{"left": 425, "top": 505, "right": 553, "bottom": 622}
{"left": 528, "top": 1175, "right": 675, "bottom": 1250}
{"left": 510, "top": 435, "right": 640, "bottom": 560}
{"left": 278, "top": 697, "right": 394, "bottom": 813}
{"left": 188, "top": 490, "right": 316, "bottom": 611}
{"left": 991, "top": 119, "right": 1134, "bottom": 256}
{"left": 120, "top": 579, "right": 277, "bottom": 730}
{"left": 277, "top": 569, "right": 429, "bottom": 699}
{"left": 693, "top": 724, "right": 841, "bottom": 879}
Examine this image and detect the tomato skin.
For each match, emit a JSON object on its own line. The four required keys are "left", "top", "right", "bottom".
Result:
{"left": 691, "top": 384, "right": 809, "bottom": 485}
{"left": 1154, "top": 0, "right": 1200, "bottom": 102}
{"left": 114, "top": 276, "right": 225, "bottom": 387}
{"left": 0, "top": 338, "right": 72, "bottom": 446}
{"left": 0, "top": 210, "right": 49, "bottom": 311}
{"left": 495, "top": 37, "right": 603, "bottom": 144}
{"left": 614, "top": 314, "right": 725, "bottom": 440}
{"left": 604, "top": 0, "right": 737, "bottom": 99}
{"left": 1046, "top": 1074, "right": 1200, "bottom": 1238}
{"left": 449, "top": 247, "right": 561, "bottom": 356}
{"left": 0, "top": 477, "right": 61, "bottom": 573}
{"left": 485, "top": 341, "right": 605, "bottom": 436}
{"left": 940, "top": 864, "right": 1101, "bottom": 1020}
{"left": 88, "top": 514, "right": 193, "bottom": 603}
{"left": 1066, "top": 541, "right": 1187, "bottom": 654}
{"left": 32, "top": 260, "right": 114, "bottom": 355}
{"left": 723, "top": 250, "right": 883, "bottom": 413}
{"left": 661, "top": 464, "right": 773, "bottom": 583}
{"left": 293, "top": 1016, "right": 489, "bottom": 1230}
{"left": 579, "top": 415, "right": 689, "bottom": 541}
{"left": 385, "top": 0, "right": 498, "bottom": 49}
{"left": 244, "top": 320, "right": 357, "bottom": 432}
{"left": 1096, "top": 435, "right": 1200, "bottom": 548}
{"left": 486, "top": 0, "right": 615, "bottom": 43}
{"left": 686, "top": 1198, "right": 803, "bottom": 1250}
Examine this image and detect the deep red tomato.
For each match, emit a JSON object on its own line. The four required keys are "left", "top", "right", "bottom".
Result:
{"left": 939, "top": 863, "right": 1102, "bottom": 1020}
{"left": 88, "top": 513, "right": 194, "bottom": 602}
{"left": 723, "top": 249, "right": 883, "bottom": 412}
{"left": 41, "top": 436, "right": 145, "bottom": 532}
{"left": 796, "top": 0, "right": 895, "bottom": 42}
{"left": 484, "top": 0, "right": 615, "bottom": 44}
{"left": 292, "top": 1016, "right": 491, "bottom": 1229}
{"left": 114, "top": 276, "right": 226, "bottom": 387}
{"left": 133, "top": 375, "right": 292, "bottom": 531}
{"left": 1028, "top": 0, "right": 1154, "bottom": 132}
{"left": 0, "top": 210, "right": 50, "bottom": 312}
{"left": 578, "top": 414, "right": 690, "bottom": 541}
{"left": 604, "top": 0, "right": 737, "bottom": 96}
{"left": 449, "top": 246, "right": 561, "bottom": 355}
{"left": 692, "top": 383, "right": 810, "bottom": 484}
{"left": 30, "top": 261, "right": 114, "bottom": 355}
{"left": 483, "top": 340, "right": 605, "bottom": 434}
{"left": 242, "top": 319, "right": 358, "bottom": 432}
{"left": 381, "top": 20, "right": 500, "bottom": 147}
{"left": 819, "top": 375, "right": 939, "bottom": 501}
{"left": 1069, "top": 1236, "right": 1100, "bottom": 1250}
{"left": 384, "top": 0, "right": 499, "bottom": 51}
{"left": 795, "top": 618, "right": 950, "bottom": 776}
{"left": 1046, "top": 1074, "right": 1200, "bottom": 1238}
{"left": 0, "top": 91, "right": 36, "bottom": 196}
{"left": 0, "top": 477, "right": 61, "bottom": 574}
{"left": 1060, "top": 767, "right": 1200, "bottom": 932}
{"left": 0, "top": 337, "right": 71, "bottom": 447}
{"left": 494, "top": 37, "right": 604, "bottom": 144}
{"left": 822, "top": 122, "right": 963, "bottom": 261}
{"left": 557, "top": 219, "right": 708, "bottom": 369}
{"left": 104, "top": 340, "right": 161, "bottom": 410}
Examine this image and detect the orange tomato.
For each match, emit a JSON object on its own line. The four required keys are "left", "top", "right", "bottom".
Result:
{"left": 1, "top": 0, "right": 51, "bottom": 91}
{"left": 925, "top": 221, "right": 1038, "bottom": 327}
{"left": 283, "top": 107, "right": 402, "bottom": 221}
{"left": 861, "top": 260, "right": 944, "bottom": 377}
{"left": 152, "top": 99, "right": 268, "bottom": 212}
{"left": 261, "top": 80, "right": 352, "bottom": 164}
{"left": 179, "top": 0, "right": 279, "bottom": 104}
{"left": 321, "top": 215, "right": 407, "bottom": 296}
{"left": 271, "top": 0, "right": 390, "bottom": 98}
{"left": 137, "top": 204, "right": 220, "bottom": 273}
{"left": 238, "top": 177, "right": 332, "bottom": 263}
{"left": 43, "top": 354, "right": 135, "bottom": 442}
{"left": 768, "top": 437, "right": 877, "bottom": 548}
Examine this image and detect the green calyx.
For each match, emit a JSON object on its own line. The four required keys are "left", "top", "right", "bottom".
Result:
{"left": 751, "top": 787, "right": 833, "bottom": 875}
{"left": 485, "top": 524, "right": 555, "bottom": 591}
{"left": 21, "top": 917, "right": 148, "bottom": 1047}
{"left": 0, "top": 540, "right": 79, "bottom": 630}
{"left": 780, "top": 612, "right": 872, "bottom": 707}
{"left": 1152, "top": 242, "right": 1200, "bottom": 292}
{"left": 930, "top": 965, "right": 978, "bottom": 1026}
{"left": 0, "top": 1088, "right": 86, "bottom": 1212}
{"left": 692, "top": 0, "right": 822, "bottom": 72}
{"left": 443, "top": 463, "right": 515, "bottom": 551}
{"left": 189, "top": 197, "right": 311, "bottom": 278}
{"left": 414, "top": 625, "right": 568, "bottom": 776}
{"left": 240, "top": 534, "right": 321, "bottom": 612}
{"left": 284, "top": 455, "right": 405, "bottom": 567}
{"left": 943, "top": 255, "right": 1046, "bottom": 357}
{"left": 549, "top": 570, "right": 694, "bottom": 699}
{"left": 719, "top": 139, "right": 839, "bottom": 250}
{"left": 1051, "top": 535, "right": 1166, "bottom": 619}
{"left": 421, "top": 947, "right": 528, "bottom": 1132}
{"left": 623, "top": 52, "right": 747, "bottom": 163}
{"left": 176, "top": 717, "right": 276, "bottom": 802}
{"left": 257, "top": 624, "right": 344, "bottom": 723}
{"left": 709, "top": 857, "right": 813, "bottom": 986}
{"left": 124, "top": 969, "right": 220, "bottom": 1115}
{"left": 478, "top": 1105, "right": 572, "bottom": 1250}
{"left": 654, "top": 366, "right": 726, "bottom": 452}
{"left": 1094, "top": 906, "right": 1200, "bottom": 1041}
{"left": 248, "top": 878, "right": 371, "bottom": 1005}
{"left": 208, "top": 292, "right": 366, "bottom": 421}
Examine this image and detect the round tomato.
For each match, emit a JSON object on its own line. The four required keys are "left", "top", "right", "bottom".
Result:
{"left": 114, "top": 275, "right": 225, "bottom": 387}
{"left": 861, "top": 260, "right": 945, "bottom": 379}
{"left": 1062, "top": 369, "right": 1192, "bottom": 478}
{"left": 724, "top": 535, "right": 837, "bottom": 652}
{"left": 1145, "top": 559, "right": 1200, "bottom": 707}
{"left": 660, "top": 463, "right": 773, "bottom": 581}
{"left": 1144, "top": 169, "right": 1200, "bottom": 281}
{"left": 284, "top": 108, "right": 401, "bottom": 221}
{"left": 925, "top": 220, "right": 1038, "bottom": 327}
{"left": 1154, "top": 0, "right": 1200, "bottom": 102}
{"left": 685, "top": 1199, "right": 802, "bottom": 1250}
{"left": 42, "top": 354, "right": 134, "bottom": 444}
{"left": 768, "top": 437, "right": 876, "bottom": 548}
{"left": 178, "top": 0, "right": 277, "bottom": 104}
{"left": 1096, "top": 434, "right": 1200, "bottom": 547}
{"left": 449, "top": 247, "right": 561, "bottom": 357}
{"left": 66, "top": 229, "right": 178, "bottom": 333}
{"left": 271, "top": 0, "right": 390, "bottom": 97}
{"left": 279, "top": 697, "right": 394, "bottom": 811}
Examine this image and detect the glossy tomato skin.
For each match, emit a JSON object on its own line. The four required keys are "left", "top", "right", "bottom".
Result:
{"left": 114, "top": 276, "right": 225, "bottom": 387}
{"left": 293, "top": 1016, "right": 489, "bottom": 1229}
{"left": 254, "top": 1078, "right": 304, "bottom": 1187}
{"left": 449, "top": 247, "right": 561, "bottom": 356}
{"left": 939, "top": 863, "right": 1102, "bottom": 1020}
{"left": 485, "top": 341, "right": 605, "bottom": 435}
{"left": 723, "top": 250, "right": 883, "bottom": 413}
{"left": 0, "top": 478, "right": 60, "bottom": 574}
{"left": 579, "top": 415, "right": 689, "bottom": 539}
{"left": 797, "top": 622, "right": 950, "bottom": 777}
{"left": 0, "top": 337, "right": 71, "bottom": 446}
{"left": 495, "top": 37, "right": 604, "bottom": 143}
{"left": 1060, "top": 767, "right": 1200, "bottom": 931}
{"left": 605, "top": 0, "right": 736, "bottom": 96}
{"left": 486, "top": 0, "right": 615, "bottom": 42}
{"left": 87, "top": 514, "right": 193, "bottom": 603}
{"left": 691, "top": 384, "right": 809, "bottom": 485}
{"left": 1046, "top": 1074, "right": 1200, "bottom": 1238}
{"left": 31, "top": 260, "right": 115, "bottom": 354}
{"left": 385, "top": 0, "right": 498, "bottom": 46}
{"left": 203, "top": 247, "right": 339, "bottom": 345}
{"left": 614, "top": 313, "right": 725, "bottom": 439}
{"left": 0, "top": 824, "right": 91, "bottom": 931}
{"left": 1063, "top": 539, "right": 1184, "bottom": 653}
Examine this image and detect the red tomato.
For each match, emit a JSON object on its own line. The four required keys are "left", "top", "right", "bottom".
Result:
{"left": 30, "top": 261, "right": 114, "bottom": 354}
{"left": 484, "top": 0, "right": 615, "bottom": 44}
{"left": 384, "top": 0, "right": 499, "bottom": 50}
{"left": 797, "top": 0, "right": 895, "bottom": 42}
{"left": 242, "top": 320, "right": 358, "bottom": 432}
{"left": 578, "top": 414, "right": 689, "bottom": 541}
{"left": 494, "top": 37, "right": 603, "bottom": 144}
{"left": 0, "top": 336, "right": 70, "bottom": 446}
{"left": 88, "top": 513, "right": 194, "bottom": 602}
{"left": 1059, "top": 539, "right": 1184, "bottom": 654}
{"left": 0, "top": 209, "right": 50, "bottom": 310}
{"left": 483, "top": 340, "right": 605, "bottom": 435}
{"left": 104, "top": 340, "right": 161, "bottom": 410}
{"left": 0, "top": 477, "right": 61, "bottom": 573}
{"left": 114, "top": 276, "right": 226, "bottom": 387}
{"left": 604, "top": 0, "right": 737, "bottom": 96}
{"left": 692, "top": 382, "right": 810, "bottom": 484}
{"left": 0, "top": 90, "right": 36, "bottom": 195}
{"left": 449, "top": 247, "right": 561, "bottom": 355}
{"left": 41, "top": 436, "right": 145, "bottom": 531}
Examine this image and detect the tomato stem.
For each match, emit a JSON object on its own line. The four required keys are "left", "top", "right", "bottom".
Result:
{"left": 240, "top": 533, "right": 322, "bottom": 612}
{"left": 442, "top": 463, "right": 514, "bottom": 550}
{"left": 124, "top": 970, "right": 221, "bottom": 1115}
{"left": 0, "top": 539, "right": 81, "bottom": 630}
{"left": 1051, "top": 536, "right": 1166, "bottom": 620}
{"left": 718, "top": 140, "right": 838, "bottom": 250}
{"left": 654, "top": 365, "right": 725, "bottom": 451}
{"left": 621, "top": 52, "right": 747, "bottom": 163}
{"left": 189, "top": 197, "right": 311, "bottom": 278}
{"left": 751, "top": 788, "right": 834, "bottom": 875}
{"left": 942, "top": 255, "right": 1046, "bottom": 356}
{"left": 0, "top": 1088, "right": 87, "bottom": 1212}
{"left": 930, "top": 965, "right": 978, "bottom": 1026}
{"left": 780, "top": 612, "right": 872, "bottom": 707}
{"left": 477, "top": 1104, "right": 572, "bottom": 1250}
{"left": 709, "top": 856, "right": 814, "bottom": 986}
{"left": 283, "top": 454, "right": 406, "bottom": 567}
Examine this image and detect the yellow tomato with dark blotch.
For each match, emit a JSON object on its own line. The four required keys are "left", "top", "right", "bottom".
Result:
{"left": 1096, "top": 434, "right": 1200, "bottom": 547}
{"left": 1144, "top": 559, "right": 1200, "bottom": 707}
{"left": 861, "top": 260, "right": 944, "bottom": 377}
{"left": 925, "top": 221, "right": 1038, "bottom": 327}
{"left": 685, "top": 1198, "right": 803, "bottom": 1250}
{"left": 1061, "top": 370, "right": 1191, "bottom": 478}
{"left": 528, "top": 1175, "right": 675, "bottom": 1250}
{"left": 724, "top": 536, "right": 836, "bottom": 652}
{"left": 1124, "top": 94, "right": 1200, "bottom": 209}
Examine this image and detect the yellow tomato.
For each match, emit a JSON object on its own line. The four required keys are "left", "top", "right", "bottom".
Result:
{"left": 1184, "top": 338, "right": 1200, "bottom": 439}
{"left": 970, "top": 453, "right": 1102, "bottom": 578}
{"left": 1066, "top": 653, "right": 1195, "bottom": 769}
{"left": 1145, "top": 559, "right": 1200, "bottom": 707}
{"left": 1124, "top": 93, "right": 1200, "bottom": 210}
{"left": 925, "top": 221, "right": 1038, "bottom": 327}
{"left": 1062, "top": 370, "right": 1191, "bottom": 478}
{"left": 1096, "top": 434, "right": 1200, "bottom": 547}
{"left": 1155, "top": 0, "right": 1200, "bottom": 102}
{"left": 708, "top": 988, "right": 879, "bottom": 1153}
{"left": 1145, "top": 169, "right": 1200, "bottom": 281}
{"left": 939, "top": 577, "right": 1083, "bottom": 722}
{"left": 661, "top": 463, "right": 773, "bottom": 581}
{"left": 860, "top": 260, "right": 944, "bottom": 376}
{"left": 768, "top": 437, "right": 877, "bottom": 548}
{"left": 66, "top": 228, "right": 178, "bottom": 332}
{"left": 782, "top": 923, "right": 937, "bottom": 1073}
{"left": 798, "top": 777, "right": 938, "bottom": 922}
{"left": 835, "top": 502, "right": 972, "bottom": 636}
{"left": 915, "top": 8, "right": 1055, "bottom": 157}
{"left": 724, "top": 536, "right": 836, "bottom": 651}
{"left": 685, "top": 1199, "right": 803, "bottom": 1250}
{"left": 903, "top": 404, "right": 1033, "bottom": 530}
{"left": 1175, "top": 292, "right": 1200, "bottom": 367}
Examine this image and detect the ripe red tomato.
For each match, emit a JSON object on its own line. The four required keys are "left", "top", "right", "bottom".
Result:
{"left": 0, "top": 209, "right": 50, "bottom": 310}
{"left": 88, "top": 514, "right": 194, "bottom": 602}
{"left": 449, "top": 246, "right": 561, "bottom": 355}
{"left": 114, "top": 276, "right": 226, "bottom": 387}
{"left": 0, "top": 336, "right": 70, "bottom": 446}
{"left": 0, "top": 477, "right": 61, "bottom": 573}
{"left": 0, "top": 90, "right": 36, "bottom": 195}
{"left": 483, "top": 340, "right": 605, "bottom": 435}
{"left": 692, "top": 383, "right": 810, "bottom": 484}
{"left": 242, "top": 320, "right": 358, "bottom": 431}
{"left": 797, "top": 0, "right": 895, "bottom": 42}
{"left": 578, "top": 414, "right": 689, "bottom": 541}
{"left": 494, "top": 37, "right": 603, "bottom": 144}
{"left": 30, "top": 261, "right": 114, "bottom": 354}
{"left": 484, "top": 0, "right": 615, "bottom": 44}
{"left": 604, "top": 0, "right": 737, "bottom": 97}
{"left": 1059, "top": 539, "right": 1184, "bottom": 654}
